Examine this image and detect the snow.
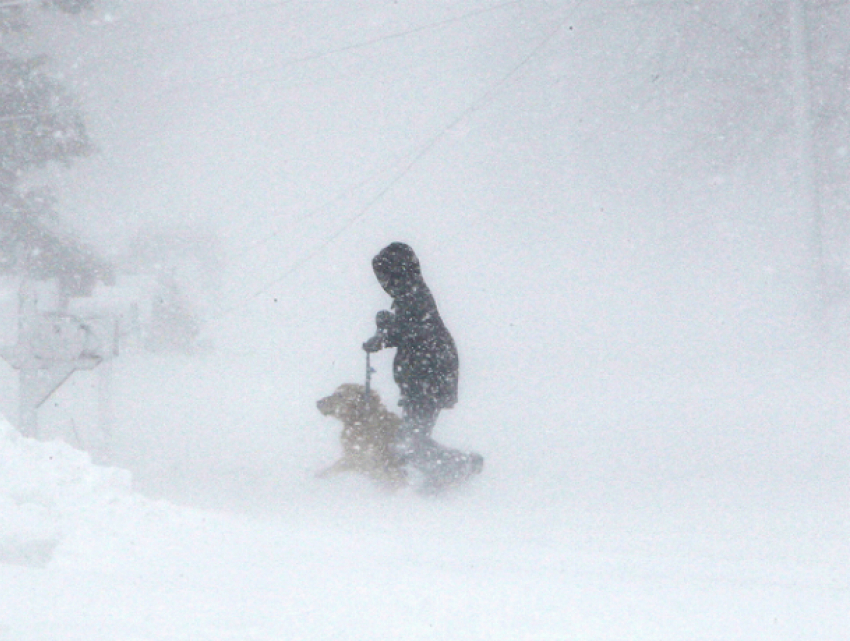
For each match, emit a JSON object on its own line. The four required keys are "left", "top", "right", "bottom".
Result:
{"left": 2, "top": 2, "right": 849, "bottom": 639}
{"left": 1, "top": 350, "right": 846, "bottom": 640}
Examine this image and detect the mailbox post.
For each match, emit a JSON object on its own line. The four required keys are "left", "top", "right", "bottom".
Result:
{"left": 1, "top": 280, "right": 117, "bottom": 439}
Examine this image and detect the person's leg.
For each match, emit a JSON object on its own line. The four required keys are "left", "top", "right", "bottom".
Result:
{"left": 402, "top": 400, "right": 439, "bottom": 436}
{"left": 397, "top": 399, "right": 483, "bottom": 492}
{"left": 395, "top": 398, "right": 439, "bottom": 462}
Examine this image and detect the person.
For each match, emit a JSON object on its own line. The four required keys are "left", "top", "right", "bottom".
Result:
{"left": 363, "top": 242, "right": 482, "bottom": 491}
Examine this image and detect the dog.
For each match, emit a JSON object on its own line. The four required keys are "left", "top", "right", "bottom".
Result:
{"left": 316, "top": 383, "right": 407, "bottom": 489}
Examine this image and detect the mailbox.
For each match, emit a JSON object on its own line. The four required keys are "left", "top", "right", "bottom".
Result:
{"left": 2, "top": 310, "right": 118, "bottom": 439}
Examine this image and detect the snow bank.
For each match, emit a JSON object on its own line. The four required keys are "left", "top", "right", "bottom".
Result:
{"left": 0, "top": 415, "right": 171, "bottom": 570}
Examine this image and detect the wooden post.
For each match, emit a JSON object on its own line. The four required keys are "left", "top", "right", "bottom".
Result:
{"left": 16, "top": 279, "right": 39, "bottom": 438}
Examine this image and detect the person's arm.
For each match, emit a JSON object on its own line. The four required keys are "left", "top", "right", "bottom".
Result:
{"left": 363, "top": 310, "right": 398, "bottom": 352}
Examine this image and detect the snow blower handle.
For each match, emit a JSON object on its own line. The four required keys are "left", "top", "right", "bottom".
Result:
{"left": 364, "top": 351, "right": 376, "bottom": 397}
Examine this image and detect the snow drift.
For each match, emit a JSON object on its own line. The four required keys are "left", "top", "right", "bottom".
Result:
{"left": 0, "top": 414, "right": 178, "bottom": 571}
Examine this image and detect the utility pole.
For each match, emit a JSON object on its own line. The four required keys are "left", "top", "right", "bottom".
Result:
{"left": 789, "top": 0, "right": 826, "bottom": 314}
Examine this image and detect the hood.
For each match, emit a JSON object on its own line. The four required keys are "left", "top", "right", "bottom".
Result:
{"left": 372, "top": 242, "right": 422, "bottom": 297}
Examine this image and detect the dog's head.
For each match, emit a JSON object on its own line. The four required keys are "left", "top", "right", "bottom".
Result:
{"left": 317, "top": 384, "right": 382, "bottom": 422}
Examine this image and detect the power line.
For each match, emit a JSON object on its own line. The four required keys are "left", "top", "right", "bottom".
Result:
{"left": 1, "top": 0, "right": 291, "bottom": 22}
{"left": 191, "top": 1, "right": 530, "bottom": 286}
{"left": 225, "top": 154, "right": 400, "bottom": 267}
{"left": 211, "top": 2, "right": 584, "bottom": 320}
{"left": 0, "top": 106, "right": 79, "bottom": 123}
{"left": 142, "top": 0, "right": 523, "bottom": 102}
{"left": 0, "top": 0, "right": 38, "bottom": 8}
{"left": 141, "top": 0, "right": 297, "bottom": 34}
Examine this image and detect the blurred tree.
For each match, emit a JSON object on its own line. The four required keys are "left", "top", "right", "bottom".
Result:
{"left": 805, "top": 1, "right": 850, "bottom": 301}
{"left": 0, "top": 0, "right": 107, "bottom": 295}
{"left": 48, "top": 0, "right": 96, "bottom": 14}
{"left": 577, "top": 1, "right": 848, "bottom": 313}
{"left": 125, "top": 224, "right": 224, "bottom": 353}
{"left": 145, "top": 271, "right": 201, "bottom": 354}
{"left": 0, "top": 52, "right": 91, "bottom": 176}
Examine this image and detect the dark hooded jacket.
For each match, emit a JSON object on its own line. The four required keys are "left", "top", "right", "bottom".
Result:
{"left": 367, "top": 243, "right": 458, "bottom": 410}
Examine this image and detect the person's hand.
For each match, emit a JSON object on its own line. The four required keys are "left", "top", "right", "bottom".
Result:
{"left": 363, "top": 335, "right": 382, "bottom": 353}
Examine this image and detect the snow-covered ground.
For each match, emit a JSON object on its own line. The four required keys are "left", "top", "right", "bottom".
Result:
{"left": 2, "top": 2, "right": 848, "bottom": 639}
{"left": 1, "top": 345, "right": 846, "bottom": 641}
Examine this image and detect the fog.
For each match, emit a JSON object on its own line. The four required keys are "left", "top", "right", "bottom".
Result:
{"left": 41, "top": 0, "right": 821, "bottom": 356}
{"left": 1, "top": 2, "right": 847, "bottom": 639}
